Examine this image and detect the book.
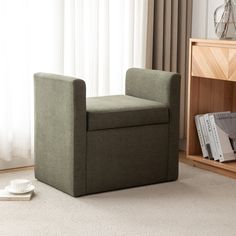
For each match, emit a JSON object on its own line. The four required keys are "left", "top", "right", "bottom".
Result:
{"left": 195, "top": 115, "right": 208, "bottom": 157}
{"left": 210, "top": 113, "right": 236, "bottom": 162}
{"left": 0, "top": 189, "right": 33, "bottom": 201}
{"left": 209, "top": 114, "right": 224, "bottom": 162}
{"left": 199, "top": 115, "right": 213, "bottom": 159}
{"left": 204, "top": 114, "right": 219, "bottom": 160}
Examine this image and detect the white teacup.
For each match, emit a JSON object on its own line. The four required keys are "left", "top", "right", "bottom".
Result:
{"left": 10, "top": 179, "right": 31, "bottom": 192}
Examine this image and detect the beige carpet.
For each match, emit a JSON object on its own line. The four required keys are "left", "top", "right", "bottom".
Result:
{"left": 1, "top": 163, "right": 236, "bottom": 236}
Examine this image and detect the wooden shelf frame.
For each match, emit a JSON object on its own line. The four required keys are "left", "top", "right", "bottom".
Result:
{"left": 185, "top": 38, "right": 236, "bottom": 179}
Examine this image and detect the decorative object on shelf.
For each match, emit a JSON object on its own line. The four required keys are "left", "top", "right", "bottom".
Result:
{"left": 214, "top": 0, "right": 236, "bottom": 39}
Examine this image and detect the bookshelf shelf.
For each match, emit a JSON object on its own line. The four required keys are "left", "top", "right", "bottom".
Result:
{"left": 185, "top": 39, "right": 236, "bottom": 179}
{"left": 181, "top": 154, "right": 236, "bottom": 179}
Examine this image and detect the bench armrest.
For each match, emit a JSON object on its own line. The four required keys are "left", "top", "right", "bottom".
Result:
{"left": 125, "top": 68, "right": 181, "bottom": 180}
{"left": 34, "top": 73, "right": 86, "bottom": 196}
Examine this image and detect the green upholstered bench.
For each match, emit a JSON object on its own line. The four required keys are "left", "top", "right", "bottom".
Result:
{"left": 34, "top": 68, "right": 180, "bottom": 196}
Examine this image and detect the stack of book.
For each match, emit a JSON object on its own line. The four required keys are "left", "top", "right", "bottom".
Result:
{"left": 195, "top": 112, "right": 236, "bottom": 162}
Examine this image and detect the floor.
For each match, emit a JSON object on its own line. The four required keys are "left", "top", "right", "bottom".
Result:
{"left": 1, "top": 163, "right": 236, "bottom": 236}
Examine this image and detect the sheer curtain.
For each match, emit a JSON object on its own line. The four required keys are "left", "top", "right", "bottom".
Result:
{"left": 63, "top": 0, "right": 148, "bottom": 96}
{"left": 0, "top": 0, "right": 148, "bottom": 164}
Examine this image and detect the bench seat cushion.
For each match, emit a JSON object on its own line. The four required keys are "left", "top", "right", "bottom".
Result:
{"left": 86, "top": 95, "right": 169, "bottom": 131}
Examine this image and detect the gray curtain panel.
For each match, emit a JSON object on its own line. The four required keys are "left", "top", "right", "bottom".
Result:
{"left": 146, "top": 0, "right": 192, "bottom": 141}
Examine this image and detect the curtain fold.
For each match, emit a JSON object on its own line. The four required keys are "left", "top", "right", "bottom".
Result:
{"left": 0, "top": 0, "right": 148, "bottom": 162}
{"left": 150, "top": 0, "right": 193, "bottom": 140}
{"left": 145, "top": 0, "right": 154, "bottom": 69}
{"left": 0, "top": 0, "right": 32, "bottom": 162}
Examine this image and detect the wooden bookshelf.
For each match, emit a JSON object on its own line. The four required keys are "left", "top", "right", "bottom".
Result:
{"left": 185, "top": 38, "right": 236, "bottom": 179}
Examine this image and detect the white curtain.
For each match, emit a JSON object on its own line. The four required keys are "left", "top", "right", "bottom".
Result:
{"left": 63, "top": 0, "right": 148, "bottom": 96}
{"left": 0, "top": 0, "right": 148, "bottom": 162}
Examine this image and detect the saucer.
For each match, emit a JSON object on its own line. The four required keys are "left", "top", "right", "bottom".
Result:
{"left": 5, "top": 185, "right": 35, "bottom": 194}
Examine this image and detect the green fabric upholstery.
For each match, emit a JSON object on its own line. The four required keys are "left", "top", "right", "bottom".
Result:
{"left": 34, "top": 73, "right": 86, "bottom": 196}
{"left": 86, "top": 95, "right": 169, "bottom": 130}
{"left": 86, "top": 124, "right": 169, "bottom": 193}
{"left": 34, "top": 68, "right": 180, "bottom": 197}
{"left": 126, "top": 68, "right": 181, "bottom": 180}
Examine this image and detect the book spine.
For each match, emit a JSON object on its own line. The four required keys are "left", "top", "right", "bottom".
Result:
{"left": 209, "top": 114, "right": 224, "bottom": 162}
{"left": 199, "top": 116, "right": 212, "bottom": 159}
{"left": 204, "top": 114, "right": 219, "bottom": 160}
{"left": 195, "top": 115, "right": 208, "bottom": 157}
